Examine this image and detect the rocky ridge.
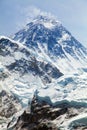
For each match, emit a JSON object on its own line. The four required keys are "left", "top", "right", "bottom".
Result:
{"left": 8, "top": 95, "right": 87, "bottom": 130}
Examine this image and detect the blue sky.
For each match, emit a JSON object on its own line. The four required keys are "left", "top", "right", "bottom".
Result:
{"left": 0, "top": 0, "right": 87, "bottom": 47}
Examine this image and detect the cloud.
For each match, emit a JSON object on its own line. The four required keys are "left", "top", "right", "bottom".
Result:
{"left": 15, "top": 6, "right": 59, "bottom": 31}
{"left": 20, "top": 6, "right": 58, "bottom": 23}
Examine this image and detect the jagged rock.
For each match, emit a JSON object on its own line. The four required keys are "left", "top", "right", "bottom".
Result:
{"left": 10, "top": 95, "right": 68, "bottom": 130}
{"left": 0, "top": 90, "right": 22, "bottom": 118}
{"left": 13, "top": 110, "right": 58, "bottom": 130}
{"left": 0, "top": 37, "right": 63, "bottom": 84}
{"left": 10, "top": 95, "right": 87, "bottom": 130}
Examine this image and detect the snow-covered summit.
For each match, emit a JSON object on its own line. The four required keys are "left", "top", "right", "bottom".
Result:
{"left": 13, "top": 15, "right": 87, "bottom": 74}
{"left": 29, "top": 15, "right": 61, "bottom": 28}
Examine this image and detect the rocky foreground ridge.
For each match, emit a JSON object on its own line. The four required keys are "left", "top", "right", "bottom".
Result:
{"left": 7, "top": 94, "right": 87, "bottom": 130}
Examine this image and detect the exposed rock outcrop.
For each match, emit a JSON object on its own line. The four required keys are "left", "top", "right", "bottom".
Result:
{"left": 0, "top": 90, "right": 22, "bottom": 118}
{"left": 11, "top": 95, "right": 60, "bottom": 130}
{"left": 9, "top": 95, "right": 87, "bottom": 130}
{"left": 8, "top": 95, "right": 68, "bottom": 130}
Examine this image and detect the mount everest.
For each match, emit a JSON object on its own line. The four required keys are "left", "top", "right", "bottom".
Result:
{"left": 0, "top": 15, "right": 87, "bottom": 130}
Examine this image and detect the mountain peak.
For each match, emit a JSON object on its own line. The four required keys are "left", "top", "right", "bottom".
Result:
{"left": 26, "top": 14, "right": 61, "bottom": 29}
{"left": 12, "top": 14, "right": 87, "bottom": 74}
{"left": 33, "top": 14, "right": 60, "bottom": 23}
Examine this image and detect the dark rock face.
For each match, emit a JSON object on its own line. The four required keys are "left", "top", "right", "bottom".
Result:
{"left": 0, "top": 38, "right": 19, "bottom": 56}
{"left": 7, "top": 58, "right": 63, "bottom": 84}
{"left": 0, "top": 37, "right": 63, "bottom": 84}
{"left": 10, "top": 95, "right": 87, "bottom": 130}
{"left": 30, "top": 95, "right": 68, "bottom": 121}
{"left": 0, "top": 90, "right": 21, "bottom": 118}
{"left": 11, "top": 95, "right": 68, "bottom": 130}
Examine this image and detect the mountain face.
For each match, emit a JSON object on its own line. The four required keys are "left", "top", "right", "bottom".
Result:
{"left": 13, "top": 15, "right": 87, "bottom": 74}
{"left": 0, "top": 15, "right": 87, "bottom": 130}
{"left": 0, "top": 36, "right": 62, "bottom": 130}
{"left": 0, "top": 36, "right": 62, "bottom": 107}
{"left": 0, "top": 36, "right": 62, "bottom": 83}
